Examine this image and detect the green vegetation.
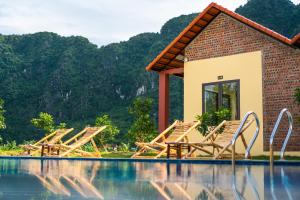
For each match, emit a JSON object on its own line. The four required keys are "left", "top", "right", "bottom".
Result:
{"left": 0, "top": 99, "right": 6, "bottom": 130}
{"left": 0, "top": 0, "right": 298, "bottom": 145}
{"left": 95, "top": 114, "right": 120, "bottom": 151}
{"left": 196, "top": 108, "right": 231, "bottom": 136}
{"left": 101, "top": 152, "right": 133, "bottom": 158}
{"left": 0, "top": 135, "right": 21, "bottom": 156}
{"left": 295, "top": 88, "right": 300, "bottom": 105}
{"left": 31, "top": 112, "right": 67, "bottom": 134}
{"left": 127, "top": 97, "right": 157, "bottom": 144}
{"left": 31, "top": 112, "right": 56, "bottom": 133}
{"left": 236, "top": 0, "right": 300, "bottom": 37}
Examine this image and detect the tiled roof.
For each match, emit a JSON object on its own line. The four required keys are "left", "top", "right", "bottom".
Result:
{"left": 146, "top": 2, "right": 300, "bottom": 71}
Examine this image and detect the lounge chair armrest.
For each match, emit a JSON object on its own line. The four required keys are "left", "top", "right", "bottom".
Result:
{"left": 150, "top": 120, "right": 179, "bottom": 144}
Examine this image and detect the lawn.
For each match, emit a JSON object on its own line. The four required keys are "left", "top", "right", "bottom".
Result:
{"left": 0, "top": 149, "right": 23, "bottom": 156}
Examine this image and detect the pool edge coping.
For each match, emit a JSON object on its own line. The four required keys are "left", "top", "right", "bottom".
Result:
{"left": 1, "top": 156, "right": 300, "bottom": 166}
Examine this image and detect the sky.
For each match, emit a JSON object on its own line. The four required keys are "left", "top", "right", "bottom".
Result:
{"left": 0, "top": 0, "right": 299, "bottom": 46}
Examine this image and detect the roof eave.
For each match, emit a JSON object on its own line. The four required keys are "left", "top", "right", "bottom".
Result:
{"left": 146, "top": 2, "right": 300, "bottom": 72}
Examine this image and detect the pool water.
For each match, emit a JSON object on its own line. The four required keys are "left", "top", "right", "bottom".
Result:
{"left": 0, "top": 159, "right": 299, "bottom": 199}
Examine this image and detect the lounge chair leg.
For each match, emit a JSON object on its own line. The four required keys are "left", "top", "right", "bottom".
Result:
{"left": 91, "top": 139, "right": 101, "bottom": 157}
{"left": 177, "top": 144, "right": 182, "bottom": 159}
{"left": 47, "top": 145, "right": 51, "bottom": 156}
{"left": 167, "top": 145, "right": 170, "bottom": 159}
{"left": 41, "top": 145, "right": 45, "bottom": 157}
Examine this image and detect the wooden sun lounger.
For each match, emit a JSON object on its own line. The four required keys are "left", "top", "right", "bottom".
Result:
{"left": 20, "top": 128, "right": 74, "bottom": 155}
{"left": 183, "top": 120, "right": 254, "bottom": 159}
{"left": 131, "top": 120, "right": 200, "bottom": 159}
{"left": 57, "top": 126, "right": 106, "bottom": 157}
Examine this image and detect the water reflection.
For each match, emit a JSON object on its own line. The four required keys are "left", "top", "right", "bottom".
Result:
{"left": 267, "top": 166, "right": 299, "bottom": 200}
{"left": 0, "top": 159, "right": 299, "bottom": 199}
{"left": 23, "top": 159, "right": 103, "bottom": 199}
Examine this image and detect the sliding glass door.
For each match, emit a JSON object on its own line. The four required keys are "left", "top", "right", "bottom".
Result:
{"left": 202, "top": 80, "right": 240, "bottom": 120}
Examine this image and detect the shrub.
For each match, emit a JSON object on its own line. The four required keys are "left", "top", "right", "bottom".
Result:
{"left": 196, "top": 108, "right": 231, "bottom": 136}
{"left": 31, "top": 112, "right": 68, "bottom": 134}
{"left": 127, "top": 97, "right": 157, "bottom": 144}
{"left": 0, "top": 140, "right": 18, "bottom": 151}
{"left": 95, "top": 114, "right": 119, "bottom": 151}
{"left": 31, "top": 112, "right": 55, "bottom": 133}
{"left": 82, "top": 143, "right": 94, "bottom": 152}
{"left": 118, "top": 143, "right": 130, "bottom": 152}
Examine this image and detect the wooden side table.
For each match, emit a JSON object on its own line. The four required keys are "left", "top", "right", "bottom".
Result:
{"left": 166, "top": 142, "right": 191, "bottom": 159}
{"left": 41, "top": 144, "right": 60, "bottom": 156}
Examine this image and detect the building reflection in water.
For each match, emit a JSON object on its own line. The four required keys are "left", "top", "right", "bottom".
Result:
{"left": 135, "top": 162, "right": 262, "bottom": 200}
{"left": 0, "top": 159, "right": 299, "bottom": 199}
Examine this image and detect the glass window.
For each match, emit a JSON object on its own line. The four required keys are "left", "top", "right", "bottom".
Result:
{"left": 204, "top": 84, "right": 219, "bottom": 113}
{"left": 203, "top": 80, "right": 240, "bottom": 120}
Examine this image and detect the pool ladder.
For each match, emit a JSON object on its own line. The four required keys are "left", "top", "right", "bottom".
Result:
{"left": 231, "top": 108, "right": 294, "bottom": 168}
{"left": 231, "top": 111, "right": 260, "bottom": 167}
{"left": 269, "top": 108, "right": 293, "bottom": 167}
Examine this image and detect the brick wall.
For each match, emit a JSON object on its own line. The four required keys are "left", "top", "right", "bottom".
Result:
{"left": 185, "top": 13, "right": 300, "bottom": 151}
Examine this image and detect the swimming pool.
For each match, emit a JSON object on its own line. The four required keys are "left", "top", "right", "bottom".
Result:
{"left": 0, "top": 158, "right": 299, "bottom": 199}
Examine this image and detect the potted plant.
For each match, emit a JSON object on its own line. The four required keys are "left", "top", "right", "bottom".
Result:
{"left": 195, "top": 108, "right": 231, "bottom": 136}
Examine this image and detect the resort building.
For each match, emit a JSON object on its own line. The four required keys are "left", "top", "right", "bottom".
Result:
{"left": 146, "top": 3, "right": 300, "bottom": 155}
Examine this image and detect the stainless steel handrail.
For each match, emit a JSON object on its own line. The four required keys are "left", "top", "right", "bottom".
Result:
{"left": 269, "top": 108, "right": 293, "bottom": 166}
{"left": 231, "top": 111, "right": 260, "bottom": 167}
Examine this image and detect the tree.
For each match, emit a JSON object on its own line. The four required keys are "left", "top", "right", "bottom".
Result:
{"left": 31, "top": 112, "right": 68, "bottom": 135}
{"left": 0, "top": 98, "right": 6, "bottom": 129}
{"left": 31, "top": 112, "right": 55, "bottom": 134}
{"left": 127, "top": 97, "right": 157, "bottom": 144}
{"left": 95, "top": 114, "right": 119, "bottom": 151}
{"left": 236, "top": 0, "right": 300, "bottom": 37}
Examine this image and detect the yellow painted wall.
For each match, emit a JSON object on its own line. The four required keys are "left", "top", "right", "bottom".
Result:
{"left": 184, "top": 51, "right": 264, "bottom": 155}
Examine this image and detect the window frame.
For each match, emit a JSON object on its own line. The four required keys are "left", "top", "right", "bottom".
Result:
{"left": 202, "top": 79, "right": 240, "bottom": 120}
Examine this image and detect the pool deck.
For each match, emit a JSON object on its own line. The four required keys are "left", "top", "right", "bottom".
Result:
{"left": 1, "top": 156, "right": 300, "bottom": 166}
